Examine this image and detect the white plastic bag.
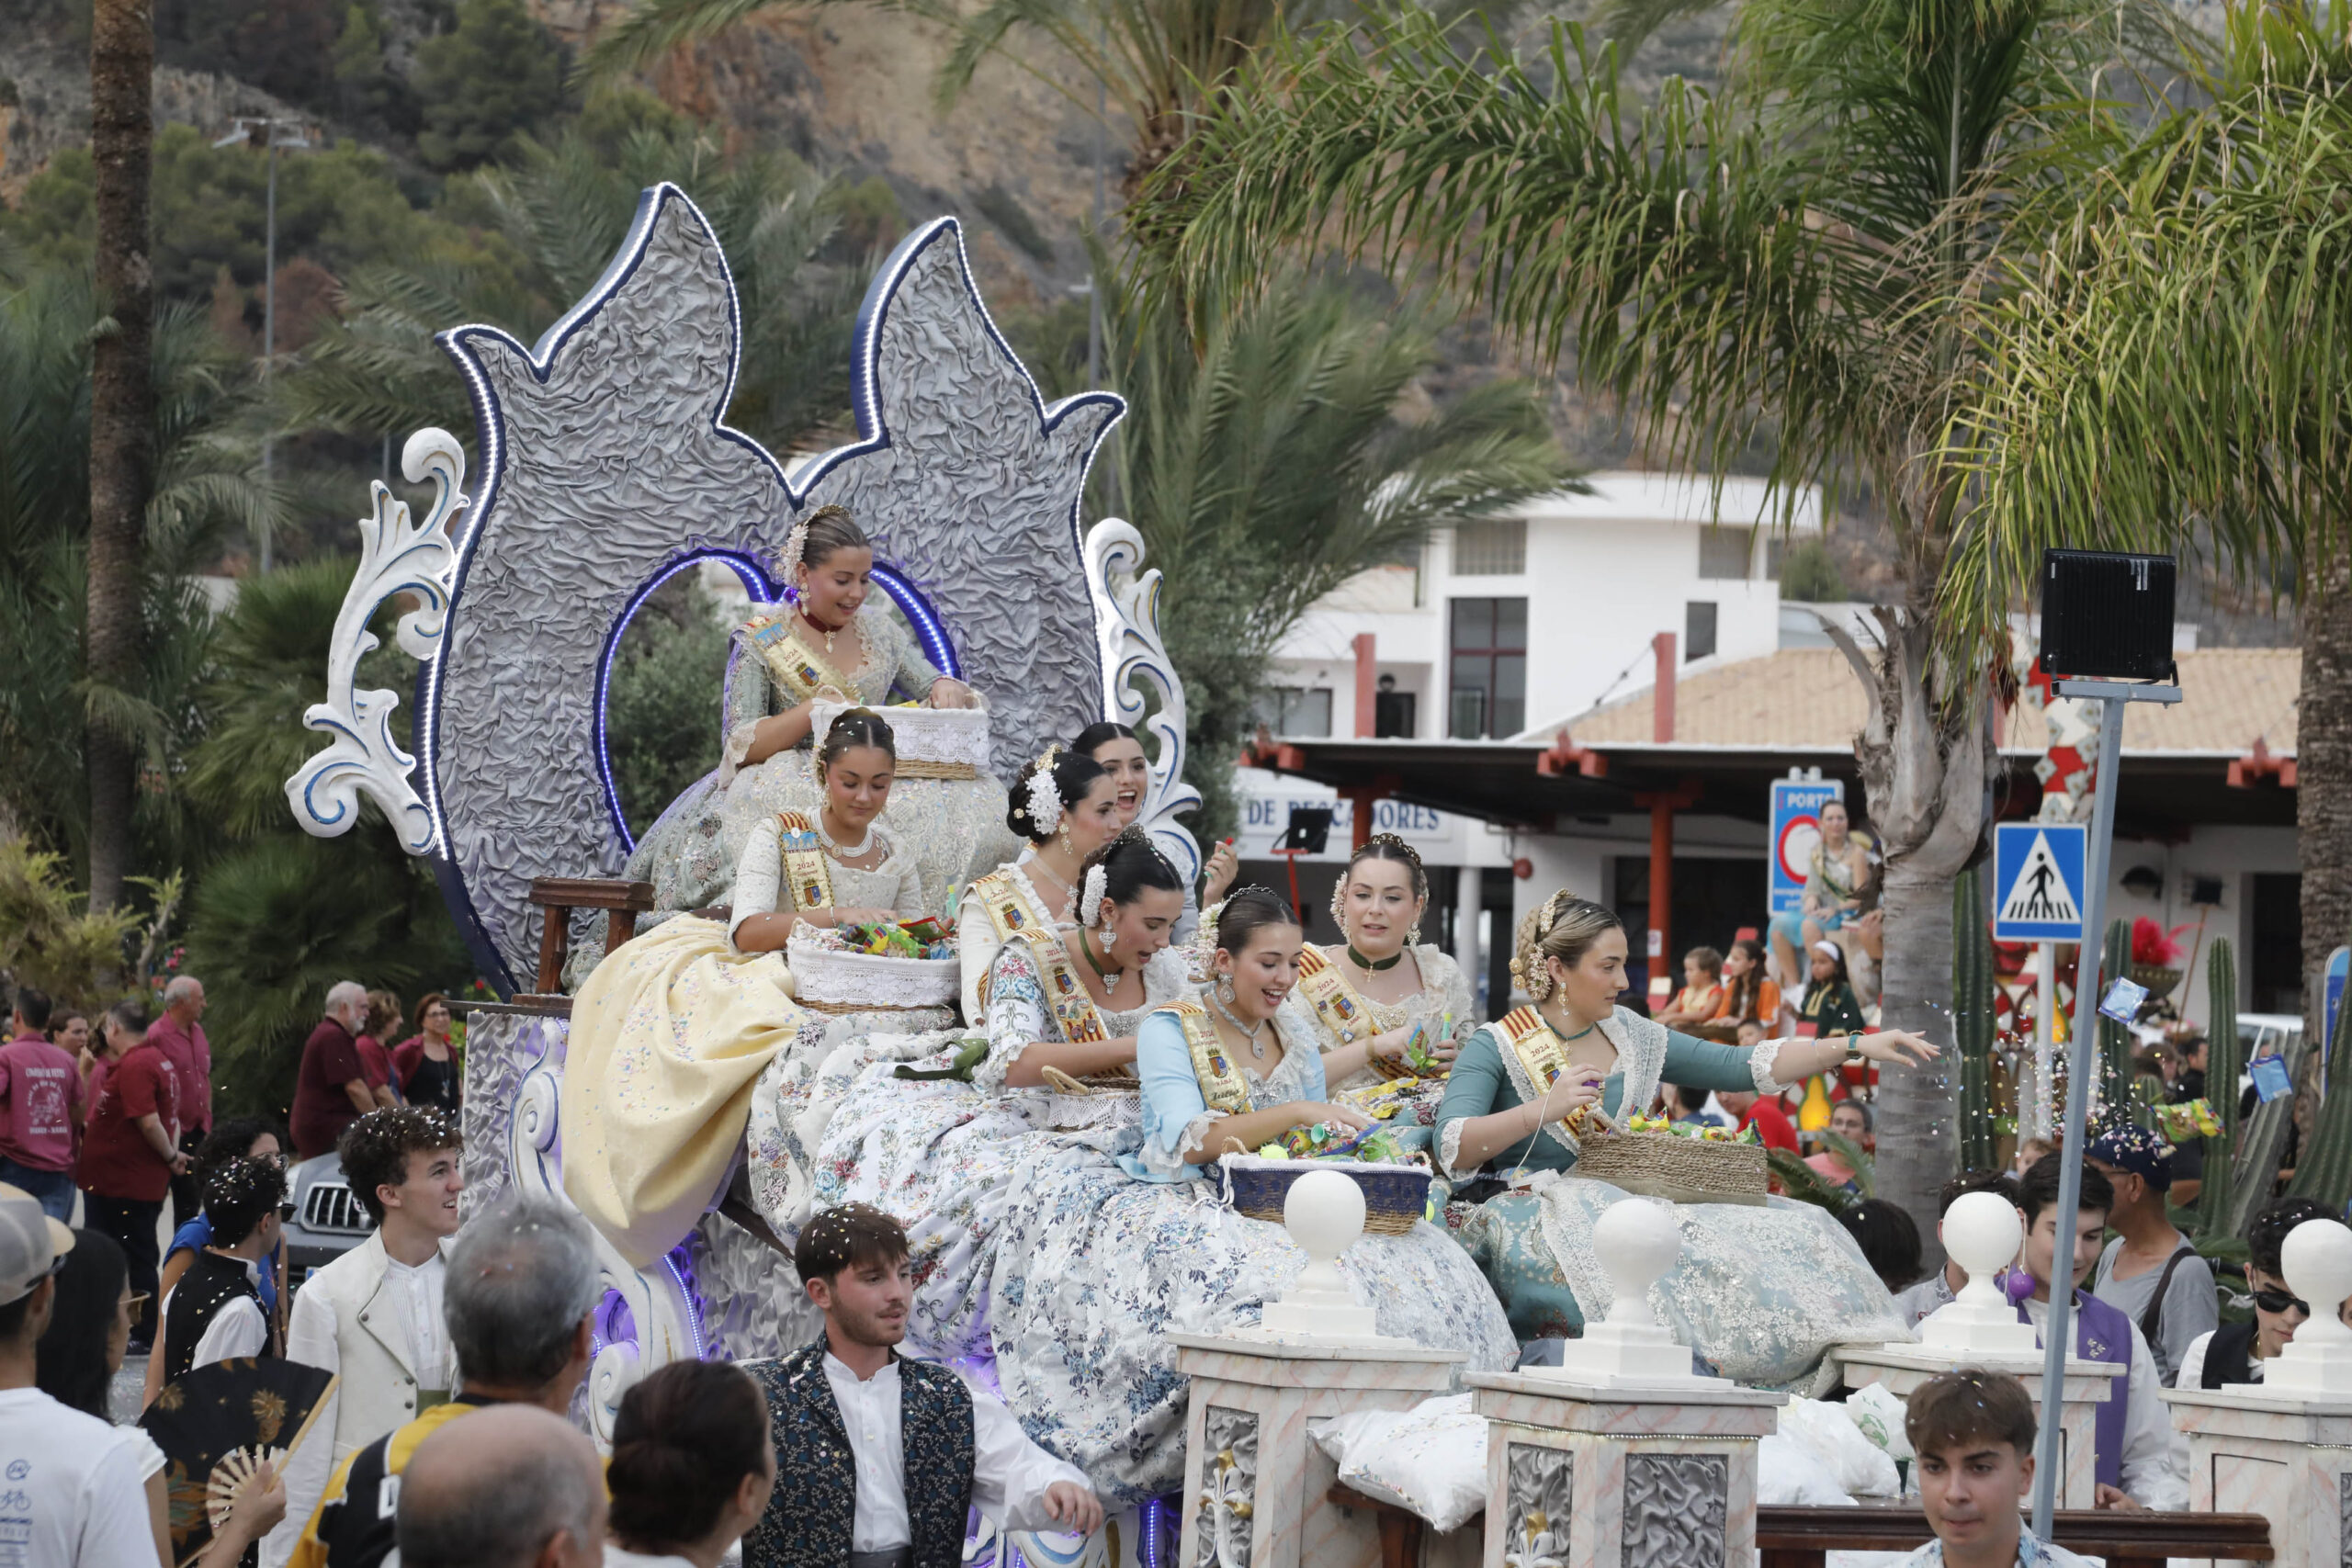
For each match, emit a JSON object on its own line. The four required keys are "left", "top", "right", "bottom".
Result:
{"left": 1309, "top": 1393, "right": 1487, "bottom": 1532}
{"left": 1842, "top": 1382, "right": 1916, "bottom": 1462}
{"left": 1780, "top": 1397, "right": 1902, "bottom": 1498}
{"left": 1758, "top": 1433, "right": 1856, "bottom": 1506}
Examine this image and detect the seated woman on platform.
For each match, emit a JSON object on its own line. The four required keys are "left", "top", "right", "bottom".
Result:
{"left": 729, "top": 710, "right": 927, "bottom": 945}
{"left": 1297, "top": 836, "right": 1473, "bottom": 1096}
{"left": 1072, "top": 721, "right": 1238, "bottom": 941}
{"left": 1436, "top": 893, "right": 1932, "bottom": 1386}
{"left": 789, "top": 829, "right": 1193, "bottom": 1358}
{"left": 983, "top": 888, "right": 1518, "bottom": 1503}
{"left": 957, "top": 748, "right": 1124, "bottom": 1021}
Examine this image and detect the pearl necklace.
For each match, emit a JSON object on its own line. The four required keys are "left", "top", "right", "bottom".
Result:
{"left": 816, "top": 815, "right": 873, "bottom": 860}
{"left": 1211, "top": 993, "right": 1270, "bottom": 1059}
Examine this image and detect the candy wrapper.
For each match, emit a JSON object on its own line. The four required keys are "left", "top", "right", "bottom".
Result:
{"left": 830, "top": 920, "right": 957, "bottom": 961}
{"left": 1400, "top": 1014, "right": 1455, "bottom": 1077}
{"left": 2153, "top": 1098, "right": 2222, "bottom": 1142}
{"left": 1256, "top": 1122, "right": 1427, "bottom": 1167}
{"left": 1622, "top": 1113, "right": 1762, "bottom": 1145}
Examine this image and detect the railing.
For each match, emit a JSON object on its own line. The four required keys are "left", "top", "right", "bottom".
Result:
{"left": 1328, "top": 1487, "right": 2273, "bottom": 1568}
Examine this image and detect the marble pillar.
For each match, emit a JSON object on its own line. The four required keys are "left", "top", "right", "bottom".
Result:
{"left": 1833, "top": 1346, "right": 2119, "bottom": 1510}
{"left": 1170, "top": 1332, "right": 1466, "bottom": 1568}
{"left": 1465, "top": 1371, "right": 1785, "bottom": 1568}
{"left": 2163, "top": 1387, "right": 2352, "bottom": 1568}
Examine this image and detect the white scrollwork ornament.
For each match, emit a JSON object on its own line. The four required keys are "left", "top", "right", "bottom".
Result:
{"left": 1084, "top": 520, "right": 1204, "bottom": 885}
{"left": 284, "top": 428, "right": 466, "bottom": 853}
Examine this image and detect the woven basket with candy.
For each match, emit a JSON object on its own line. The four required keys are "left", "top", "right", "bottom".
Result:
{"left": 1220, "top": 1124, "right": 1433, "bottom": 1235}
{"left": 1572, "top": 1113, "right": 1770, "bottom": 1206}
{"left": 787, "top": 919, "right": 958, "bottom": 1012}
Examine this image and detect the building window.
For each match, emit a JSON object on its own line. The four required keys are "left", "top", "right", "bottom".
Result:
{"left": 1252, "top": 686, "right": 1334, "bottom": 738}
{"left": 1699, "top": 528, "right": 1752, "bottom": 580}
{"left": 1453, "top": 519, "right": 1527, "bottom": 576}
{"left": 1686, "top": 601, "right": 1719, "bottom": 662}
{"left": 1449, "top": 597, "right": 1527, "bottom": 738}
{"left": 1374, "top": 676, "right": 1417, "bottom": 739}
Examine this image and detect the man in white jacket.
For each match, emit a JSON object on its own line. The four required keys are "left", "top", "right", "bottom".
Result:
{"left": 263, "top": 1108, "right": 464, "bottom": 1567}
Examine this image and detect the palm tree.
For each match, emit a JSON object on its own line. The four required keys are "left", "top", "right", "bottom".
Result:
{"left": 1146, "top": 0, "right": 2215, "bottom": 1224}
{"left": 1957, "top": 3, "right": 2352, "bottom": 1205}
{"left": 285, "top": 120, "right": 865, "bottom": 457}
{"left": 1103, "top": 259, "right": 1577, "bottom": 831}
{"left": 86, "top": 0, "right": 156, "bottom": 911}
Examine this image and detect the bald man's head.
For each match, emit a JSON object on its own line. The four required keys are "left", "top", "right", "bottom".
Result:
{"left": 397, "top": 1404, "right": 605, "bottom": 1568}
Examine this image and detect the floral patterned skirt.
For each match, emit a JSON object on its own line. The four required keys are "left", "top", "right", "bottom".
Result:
{"left": 987, "top": 1142, "right": 1519, "bottom": 1505}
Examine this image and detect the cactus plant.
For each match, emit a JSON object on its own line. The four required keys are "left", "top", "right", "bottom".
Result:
{"left": 2288, "top": 923, "right": 2352, "bottom": 1212}
{"left": 2196, "top": 939, "right": 2239, "bottom": 1236}
{"left": 1954, "top": 866, "right": 1999, "bottom": 1171}
{"left": 2095, "top": 919, "right": 2140, "bottom": 1127}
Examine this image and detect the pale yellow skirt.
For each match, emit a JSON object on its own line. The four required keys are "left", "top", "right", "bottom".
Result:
{"left": 561, "top": 916, "right": 806, "bottom": 1268}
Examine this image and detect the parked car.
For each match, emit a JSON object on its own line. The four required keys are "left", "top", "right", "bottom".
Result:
{"left": 283, "top": 1150, "right": 376, "bottom": 1283}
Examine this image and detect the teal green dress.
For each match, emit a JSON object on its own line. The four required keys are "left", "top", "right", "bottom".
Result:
{"left": 1433, "top": 1006, "right": 1907, "bottom": 1386}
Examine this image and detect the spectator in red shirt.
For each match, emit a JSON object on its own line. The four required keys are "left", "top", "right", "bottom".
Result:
{"left": 78, "top": 999, "right": 184, "bottom": 1350}
{"left": 147, "top": 975, "right": 213, "bottom": 1224}
{"left": 357, "top": 990, "right": 405, "bottom": 1109}
{"left": 0, "top": 987, "right": 84, "bottom": 1222}
{"left": 291, "top": 984, "right": 383, "bottom": 1161}
{"left": 1715, "top": 1019, "right": 1802, "bottom": 1153}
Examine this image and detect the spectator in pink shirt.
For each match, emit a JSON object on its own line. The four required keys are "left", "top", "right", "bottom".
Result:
{"left": 147, "top": 976, "right": 212, "bottom": 1223}
{"left": 0, "top": 987, "right": 83, "bottom": 1222}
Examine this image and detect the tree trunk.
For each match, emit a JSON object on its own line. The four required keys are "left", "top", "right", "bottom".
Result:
{"left": 85, "top": 0, "right": 153, "bottom": 912}
{"left": 2300, "top": 552, "right": 2352, "bottom": 1067}
{"left": 1818, "top": 604, "right": 1996, "bottom": 1253}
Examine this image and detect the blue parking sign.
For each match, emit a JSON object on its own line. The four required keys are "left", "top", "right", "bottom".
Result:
{"left": 1993, "top": 822, "right": 2089, "bottom": 942}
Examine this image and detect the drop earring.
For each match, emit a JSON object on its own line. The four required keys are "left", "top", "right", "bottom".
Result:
{"left": 1099, "top": 918, "right": 1117, "bottom": 952}
{"left": 1216, "top": 974, "right": 1236, "bottom": 1005}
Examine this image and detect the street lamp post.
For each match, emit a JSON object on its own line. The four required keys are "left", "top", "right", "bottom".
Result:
{"left": 213, "top": 116, "right": 313, "bottom": 571}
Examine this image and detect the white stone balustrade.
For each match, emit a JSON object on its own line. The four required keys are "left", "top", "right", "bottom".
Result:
{"left": 2163, "top": 1218, "right": 2352, "bottom": 1568}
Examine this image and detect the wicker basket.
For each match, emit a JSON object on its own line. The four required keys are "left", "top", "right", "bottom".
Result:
{"left": 1573, "top": 1129, "right": 1769, "bottom": 1207}
{"left": 1217, "top": 1155, "right": 1430, "bottom": 1235}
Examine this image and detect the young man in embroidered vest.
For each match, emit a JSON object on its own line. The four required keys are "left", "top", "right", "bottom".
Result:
{"left": 2010, "top": 1155, "right": 2184, "bottom": 1509}
{"left": 743, "top": 1203, "right": 1102, "bottom": 1568}
{"left": 1899, "top": 1371, "right": 2093, "bottom": 1568}
{"left": 289, "top": 1195, "right": 601, "bottom": 1568}
{"left": 157, "top": 1155, "right": 287, "bottom": 1382}
{"left": 266, "top": 1108, "right": 464, "bottom": 1568}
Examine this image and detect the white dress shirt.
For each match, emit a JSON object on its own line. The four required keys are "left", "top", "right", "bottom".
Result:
{"left": 381, "top": 1252, "right": 453, "bottom": 1393}
{"left": 2020, "top": 1295, "right": 2188, "bottom": 1509}
{"left": 160, "top": 1254, "right": 270, "bottom": 1370}
{"left": 820, "top": 1351, "right": 1090, "bottom": 1550}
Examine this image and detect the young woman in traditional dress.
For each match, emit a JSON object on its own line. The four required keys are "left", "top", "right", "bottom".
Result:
{"left": 560, "top": 712, "right": 935, "bottom": 1271}
{"left": 1071, "top": 721, "right": 1238, "bottom": 940}
{"left": 623, "top": 503, "right": 995, "bottom": 918}
{"left": 983, "top": 888, "right": 1517, "bottom": 1503}
{"left": 1299, "top": 834, "right": 1476, "bottom": 1094}
{"left": 729, "top": 710, "right": 927, "bottom": 944}
{"left": 1435, "top": 893, "right": 1934, "bottom": 1386}
{"left": 774, "top": 829, "right": 1195, "bottom": 1358}
{"left": 956, "top": 748, "right": 1124, "bottom": 1021}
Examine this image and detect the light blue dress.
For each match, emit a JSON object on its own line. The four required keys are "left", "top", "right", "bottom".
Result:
{"left": 984, "top": 1003, "right": 1518, "bottom": 1503}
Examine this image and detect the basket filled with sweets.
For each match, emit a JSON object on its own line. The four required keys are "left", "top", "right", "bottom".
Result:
{"left": 1571, "top": 1113, "right": 1770, "bottom": 1206}
{"left": 786, "top": 918, "right": 958, "bottom": 1012}
{"left": 1218, "top": 1122, "right": 1433, "bottom": 1235}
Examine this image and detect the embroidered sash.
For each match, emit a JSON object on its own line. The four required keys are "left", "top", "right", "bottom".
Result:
{"left": 1169, "top": 1001, "right": 1253, "bottom": 1115}
{"left": 1004, "top": 930, "right": 1110, "bottom": 1047}
{"left": 1295, "top": 946, "right": 1374, "bottom": 1042}
{"left": 1496, "top": 1007, "right": 1592, "bottom": 1149}
{"left": 740, "top": 612, "right": 854, "bottom": 705}
{"left": 775, "top": 811, "right": 835, "bottom": 912}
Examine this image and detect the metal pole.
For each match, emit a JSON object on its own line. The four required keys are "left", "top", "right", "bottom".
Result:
{"left": 260, "top": 130, "right": 278, "bottom": 572}
{"left": 2030, "top": 693, "right": 2125, "bottom": 1536}
{"left": 2035, "top": 942, "right": 2055, "bottom": 1138}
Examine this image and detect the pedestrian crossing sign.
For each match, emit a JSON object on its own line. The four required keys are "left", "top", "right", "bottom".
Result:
{"left": 1993, "top": 822, "right": 2089, "bottom": 942}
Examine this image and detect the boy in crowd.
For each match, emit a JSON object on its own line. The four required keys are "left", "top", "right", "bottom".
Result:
{"left": 2012, "top": 1154, "right": 2184, "bottom": 1509}
{"left": 2086, "top": 1124, "right": 2216, "bottom": 1386}
{"left": 266, "top": 1109, "right": 463, "bottom": 1568}
{"left": 2177, "top": 1195, "right": 2345, "bottom": 1388}
{"left": 1900, "top": 1371, "right": 2092, "bottom": 1568}
{"left": 156, "top": 1156, "right": 288, "bottom": 1382}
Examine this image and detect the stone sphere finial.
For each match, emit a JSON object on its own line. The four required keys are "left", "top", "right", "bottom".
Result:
{"left": 2282, "top": 1218, "right": 2352, "bottom": 1348}
{"left": 1943, "top": 1191, "right": 2023, "bottom": 1306}
{"left": 1284, "top": 1168, "right": 1367, "bottom": 1264}
{"left": 1593, "top": 1197, "right": 1681, "bottom": 1327}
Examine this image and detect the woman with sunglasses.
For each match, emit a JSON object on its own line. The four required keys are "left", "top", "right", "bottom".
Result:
{"left": 2178, "top": 1196, "right": 2350, "bottom": 1388}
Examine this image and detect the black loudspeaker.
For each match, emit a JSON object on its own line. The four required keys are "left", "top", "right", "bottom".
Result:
{"left": 2037, "top": 548, "right": 2177, "bottom": 682}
